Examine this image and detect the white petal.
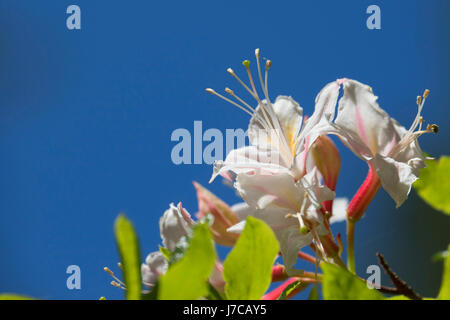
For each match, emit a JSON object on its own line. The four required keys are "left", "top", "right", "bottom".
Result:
{"left": 230, "top": 202, "right": 254, "bottom": 221}
{"left": 235, "top": 172, "right": 304, "bottom": 212}
{"left": 227, "top": 221, "right": 247, "bottom": 234}
{"left": 276, "top": 226, "right": 313, "bottom": 276}
{"left": 371, "top": 154, "right": 418, "bottom": 208}
{"left": 329, "top": 197, "right": 349, "bottom": 224}
{"left": 302, "top": 80, "right": 341, "bottom": 135}
{"left": 391, "top": 120, "right": 426, "bottom": 175}
{"left": 334, "top": 79, "right": 401, "bottom": 160}
{"left": 301, "top": 168, "right": 335, "bottom": 206}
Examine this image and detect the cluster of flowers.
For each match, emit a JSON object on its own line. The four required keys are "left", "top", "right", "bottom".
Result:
{"left": 140, "top": 49, "right": 437, "bottom": 298}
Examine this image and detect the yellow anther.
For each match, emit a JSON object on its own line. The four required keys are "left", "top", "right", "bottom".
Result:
{"left": 423, "top": 89, "right": 430, "bottom": 99}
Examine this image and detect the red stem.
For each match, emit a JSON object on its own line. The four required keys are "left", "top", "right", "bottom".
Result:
{"left": 346, "top": 165, "right": 381, "bottom": 222}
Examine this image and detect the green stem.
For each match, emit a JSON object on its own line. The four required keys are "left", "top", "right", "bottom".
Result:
{"left": 347, "top": 218, "right": 356, "bottom": 274}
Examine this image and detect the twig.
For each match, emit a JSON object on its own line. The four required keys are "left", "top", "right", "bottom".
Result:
{"left": 376, "top": 252, "right": 422, "bottom": 300}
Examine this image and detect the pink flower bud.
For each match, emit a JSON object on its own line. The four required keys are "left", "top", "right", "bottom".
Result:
{"left": 310, "top": 135, "right": 341, "bottom": 192}
{"left": 193, "top": 182, "right": 240, "bottom": 246}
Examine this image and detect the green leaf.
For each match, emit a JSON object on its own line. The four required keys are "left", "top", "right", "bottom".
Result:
{"left": 308, "top": 285, "right": 320, "bottom": 300}
{"left": 0, "top": 294, "right": 35, "bottom": 300}
{"left": 223, "top": 216, "right": 279, "bottom": 300}
{"left": 277, "top": 280, "right": 303, "bottom": 300}
{"left": 414, "top": 156, "right": 450, "bottom": 215}
{"left": 114, "top": 214, "right": 142, "bottom": 300}
{"left": 386, "top": 295, "right": 409, "bottom": 300}
{"left": 438, "top": 244, "right": 450, "bottom": 300}
{"left": 432, "top": 250, "right": 449, "bottom": 262}
{"left": 157, "top": 223, "right": 215, "bottom": 300}
{"left": 321, "top": 263, "right": 385, "bottom": 300}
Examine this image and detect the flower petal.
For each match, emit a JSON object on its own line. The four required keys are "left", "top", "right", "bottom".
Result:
{"left": 371, "top": 154, "right": 419, "bottom": 208}
{"left": 334, "top": 79, "right": 401, "bottom": 160}
{"left": 235, "top": 172, "right": 304, "bottom": 212}
{"left": 210, "top": 146, "right": 290, "bottom": 183}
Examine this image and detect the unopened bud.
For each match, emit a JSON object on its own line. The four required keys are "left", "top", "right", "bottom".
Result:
{"left": 310, "top": 135, "right": 341, "bottom": 191}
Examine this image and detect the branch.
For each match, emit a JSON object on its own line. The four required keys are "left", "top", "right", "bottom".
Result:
{"left": 376, "top": 252, "right": 422, "bottom": 300}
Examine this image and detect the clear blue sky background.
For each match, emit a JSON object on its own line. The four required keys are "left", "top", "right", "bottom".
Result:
{"left": 0, "top": 1, "right": 449, "bottom": 300}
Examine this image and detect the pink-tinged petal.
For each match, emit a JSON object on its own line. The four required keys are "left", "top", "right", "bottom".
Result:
{"left": 210, "top": 146, "right": 290, "bottom": 183}
{"left": 371, "top": 154, "right": 419, "bottom": 208}
{"left": 334, "top": 79, "right": 400, "bottom": 160}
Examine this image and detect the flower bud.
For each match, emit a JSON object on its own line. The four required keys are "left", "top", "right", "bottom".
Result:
{"left": 159, "top": 203, "right": 194, "bottom": 251}
{"left": 310, "top": 136, "right": 341, "bottom": 214}
{"left": 310, "top": 135, "right": 341, "bottom": 191}
{"left": 193, "top": 181, "right": 240, "bottom": 246}
{"left": 141, "top": 251, "right": 168, "bottom": 289}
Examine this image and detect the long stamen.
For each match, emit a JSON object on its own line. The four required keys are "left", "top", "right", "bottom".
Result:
{"left": 104, "top": 266, "right": 126, "bottom": 287}
{"left": 393, "top": 124, "right": 438, "bottom": 158}
{"left": 205, "top": 88, "right": 254, "bottom": 117}
{"left": 243, "top": 60, "right": 262, "bottom": 102}
{"left": 265, "top": 60, "right": 271, "bottom": 94}
{"left": 407, "top": 89, "right": 430, "bottom": 136}
{"left": 111, "top": 281, "right": 126, "bottom": 290}
{"left": 252, "top": 50, "right": 293, "bottom": 162}
{"left": 225, "top": 87, "right": 276, "bottom": 134}
{"left": 391, "top": 89, "right": 435, "bottom": 159}
{"left": 255, "top": 49, "right": 271, "bottom": 104}
{"left": 225, "top": 87, "right": 256, "bottom": 113}
{"left": 242, "top": 60, "right": 275, "bottom": 132}
{"left": 227, "top": 68, "right": 258, "bottom": 100}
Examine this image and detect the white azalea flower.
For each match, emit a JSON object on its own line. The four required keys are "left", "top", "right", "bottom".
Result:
{"left": 207, "top": 49, "right": 341, "bottom": 183}
{"left": 329, "top": 79, "right": 437, "bottom": 207}
{"left": 206, "top": 49, "right": 341, "bottom": 274}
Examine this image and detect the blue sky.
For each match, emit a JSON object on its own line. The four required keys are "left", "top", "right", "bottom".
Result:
{"left": 0, "top": 1, "right": 449, "bottom": 299}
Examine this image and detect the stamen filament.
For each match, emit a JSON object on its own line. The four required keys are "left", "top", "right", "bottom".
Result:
{"left": 104, "top": 267, "right": 126, "bottom": 287}
{"left": 206, "top": 88, "right": 254, "bottom": 117}
{"left": 227, "top": 68, "right": 258, "bottom": 100}
{"left": 225, "top": 88, "right": 256, "bottom": 113}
